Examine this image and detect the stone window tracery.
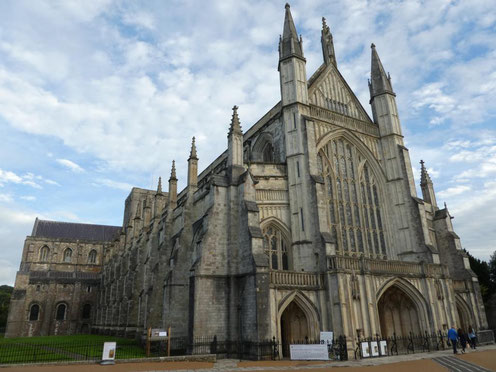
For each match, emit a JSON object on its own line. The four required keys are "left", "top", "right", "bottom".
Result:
{"left": 88, "top": 249, "right": 97, "bottom": 264}
{"left": 39, "top": 246, "right": 49, "bottom": 262}
{"left": 262, "top": 142, "right": 274, "bottom": 163}
{"left": 318, "top": 137, "right": 387, "bottom": 257}
{"left": 262, "top": 224, "right": 289, "bottom": 270}
{"left": 63, "top": 248, "right": 72, "bottom": 263}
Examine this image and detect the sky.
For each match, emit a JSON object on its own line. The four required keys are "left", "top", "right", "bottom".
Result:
{"left": 0, "top": 0, "right": 495, "bottom": 286}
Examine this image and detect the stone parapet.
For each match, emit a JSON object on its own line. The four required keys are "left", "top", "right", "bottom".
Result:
{"left": 269, "top": 270, "right": 323, "bottom": 289}
{"left": 327, "top": 255, "right": 448, "bottom": 278}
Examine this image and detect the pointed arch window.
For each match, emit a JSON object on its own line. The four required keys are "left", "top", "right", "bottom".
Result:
{"left": 39, "top": 246, "right": 50, "bottom": 262}
{"left": 63, "top": 248, "right": 72, "bottom": 263}
{"left": 56, "top": 303, "right": 67, "bottom": 321}
{"left": 262, "top": 224, "right": 289, "bottom": 270}
{"left": 29, "top": 304, "right": 40, "bottom": 321}
{"left": 88, "top": 249, "right": 97, "bottom": 264}
{"left": 318, "top": 137, "right": 387, "bottom": 257}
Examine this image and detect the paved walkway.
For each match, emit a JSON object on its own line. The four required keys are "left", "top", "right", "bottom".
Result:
{"left": 1, "top": 344, "right": 495, "bottom": 371}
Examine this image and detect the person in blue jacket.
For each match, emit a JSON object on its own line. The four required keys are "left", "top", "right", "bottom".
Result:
{"left": 447, "top": 326, "right": 458, "bottom": 354}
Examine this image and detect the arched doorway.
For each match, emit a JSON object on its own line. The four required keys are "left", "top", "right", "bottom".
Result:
{"left": 455, "top": 296, "right": 471, "bottom": 332}
{"left": 281, "top": 301, "right": 309, "bottom": 357}
{"left": 378, "top": 286, "right": 421, "bottom": 337}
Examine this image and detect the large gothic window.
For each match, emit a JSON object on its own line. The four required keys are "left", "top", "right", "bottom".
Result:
{"left": 318, "top": 138, "right": 387, "bottom": 257}
{"left": 262, "top": 224, "right": 289, "bottom": 270}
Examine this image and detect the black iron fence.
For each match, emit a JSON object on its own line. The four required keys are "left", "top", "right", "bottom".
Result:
{"left": 354, "top": 329, "right": 495, "bottom": 359}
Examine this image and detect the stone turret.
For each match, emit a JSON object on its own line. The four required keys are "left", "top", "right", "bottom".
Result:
{"left": 369, "top": 44, "right": 401, "bottom": 137}
{"left": 420, "top": 160, "right": 438, "bottom": 208}
{"left": 279, "top": 3, "right": 308, "bottom": 106}
{"left": 188, "top": 137, "right": 198, "bottom": 189}
{"left": 168, "top": 160, "right": 178, "bottom": 209}
{"left": 321, "top": 17, "right": 336, "bottom": 66}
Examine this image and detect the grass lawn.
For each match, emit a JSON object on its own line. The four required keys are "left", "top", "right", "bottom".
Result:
{"left": 0, "top": 334, "right": 146, "bottom": 364}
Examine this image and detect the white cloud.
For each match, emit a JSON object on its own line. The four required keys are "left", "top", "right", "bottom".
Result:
{"left": 56, "top": 158, "right": 85, "bottom": 173}
{"left": 93, "top": 178, "right": 134, "bottom": 192}
{"left": 0, "top": 168, "right": 43, "bottom": 188}
{"left": 20, "top": 195, "right": 36, "bottom": 201}
{"left": 437, "top": 185, "right": 471, "bottom": 199}
{"left": 0, "top": 193, "right": 13, "bottom": 203}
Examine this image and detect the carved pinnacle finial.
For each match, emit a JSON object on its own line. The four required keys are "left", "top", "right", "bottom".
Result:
{"left": 157, "top": 176, "right": 162, "bottom": 193}
{"left": 420, "top": 160, "right": 432, "bottom": 186}
{"left": 189, "top": 136, "right": 198, "bottom": 160}
{"left": 322, "top": 17, "right": 327, "bottom": 29}
{"left": 371, "top": 43, "right": 376, "bottom": 49}
{"left": 285, "top": 3, "right": 290, "bottom": 9}
{"left": 170, "top": 160, "right": 177, "bottom": 181}
{"left": 229, "top": 105, "right": 242, "bottom": 136}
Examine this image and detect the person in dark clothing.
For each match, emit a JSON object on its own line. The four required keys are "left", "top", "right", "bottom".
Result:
{"left": 468, "top": 326, "right": 477, "bottom": 349}
{"left": 447, "top": 326, "right": 458, "bottom": 354}
{"left": 458, "top": 328, "right": 467, "bottom": 353}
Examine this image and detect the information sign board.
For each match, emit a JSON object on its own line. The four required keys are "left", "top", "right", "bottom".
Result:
{"left": 379, "top": 340, "right": 388, "bottom": 356}
{"left": 320, "top": 331, "right": 333, "bottom": 346}
{"left": 290, "top": 344, "right": 329, "bottom": 360}
{"left": 360, "top": 342, "right": 370, "bottom": 358}
{"left": 150, "top": 328, "right": 168, "bottom": 341}
{"left": 102, "top": 342, "right": 116, "bottom": 361}
{"left": 370, "top": 341, "right": 379, "bottom": 357}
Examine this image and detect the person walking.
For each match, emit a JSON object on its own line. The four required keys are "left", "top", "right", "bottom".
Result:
{"left": 468, "top": 326, "right": 477, "bottom": 349}
{"left": 458, "top": 328, "right": 467, "bottom": 353}
{"left": 448, "top": 326, "right": 458, "bottom": 354}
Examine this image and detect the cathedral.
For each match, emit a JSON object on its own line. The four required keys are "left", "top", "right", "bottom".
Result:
{"left": 6, "top": 4, "right": 488, "bottom": 357}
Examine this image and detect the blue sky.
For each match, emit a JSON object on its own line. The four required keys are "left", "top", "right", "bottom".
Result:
{"left": 0, "top": 0, "right": 495, "bottom": 285}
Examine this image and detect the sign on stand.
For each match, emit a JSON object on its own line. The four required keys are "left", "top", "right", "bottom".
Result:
{"left": 290, "top": 344, "right": 329, "bottom": 360}
{"left": 101, "top": 342, "right": 117, "bottom": 365}
{"left": 146, "top": 326, "right": 171, "bottom": 357}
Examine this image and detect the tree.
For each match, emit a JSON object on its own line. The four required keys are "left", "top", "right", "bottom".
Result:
{"left": 0, "top": 285, "right": 13, "bottom": 331}
{"left": 465, "top": 250, "right": 495, "bottom": 303}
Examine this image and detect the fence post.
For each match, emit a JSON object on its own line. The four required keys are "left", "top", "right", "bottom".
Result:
{"left": 167, "top": 326, "right": 171, "bottom": 357}
{"left": 146, "top": 327, "right": 151, "bottom": 357}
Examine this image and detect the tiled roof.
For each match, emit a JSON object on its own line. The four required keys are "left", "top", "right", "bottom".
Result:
{"left": 32, "top": 218, "right": 121, "bottom": 242}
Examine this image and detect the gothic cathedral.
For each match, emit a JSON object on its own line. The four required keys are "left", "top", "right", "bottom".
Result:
{"left": 6, "top": 4, "right": 488, "bottom": 356}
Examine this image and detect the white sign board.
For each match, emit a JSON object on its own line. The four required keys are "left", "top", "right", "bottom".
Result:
{"left": 379, "top": 340, "right": 387, "bottom": 356}
{"left": 159, "top": 331, "right": 167, "bottom": 337}
{"left": 361, "top": 342, "right": 370, "bottom": 358}
{"left": 320, "top": 331, "right": 333, "bottom": 346}
{"left": 290, "top": 344, "right": 329, "bottom": 360}
{"left": 370, "top": 341, "right": 379, "bottom": 357}
{"left": 102, "top": 342, "right": 116, "bottom": 361}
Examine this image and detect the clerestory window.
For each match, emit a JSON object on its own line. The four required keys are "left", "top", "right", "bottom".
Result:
{"left": 318, "top": 137, "right": 387, "bottom": 257}
{"left": 88, "top": 249, "right": 97, "bottom": 264}
{"left": 262, "top": 224, "right": 289, "bottom": 270}
{"left": 39, "top": 246, "right": 50, "bottom": 262}
{"left": 63, "top": 248, "right": 72, "bottom": 263}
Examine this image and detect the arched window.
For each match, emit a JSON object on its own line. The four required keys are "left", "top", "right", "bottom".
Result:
{"left": 29, "top": 304, "right": 40, "bottom": 321}
{"left": 82, "top": 304, "right": 91, "bottom": 319}
{"left": 56, "top": 303, "right": 67, "bottom": 320}
{"left": 39, "top": 246, "right": 50, "bottom": 262}
{"left": 262, "top": 224, "right": 289, "bottom": 270}
{"left": 63, "top": 248, "right": 72, "bottom": 263}
{"left": 262, "top": 142, "right": 274, "bottom": 163}
{"left": 318, "top": 137, "right": 387, "bottom": 257}
{"left": 88, "top": 249, "right": 97, "bottom": 264}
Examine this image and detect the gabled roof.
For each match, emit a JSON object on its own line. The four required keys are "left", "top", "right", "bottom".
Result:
{"left": 31, "top": 218, "right": 121, "bottom": 242}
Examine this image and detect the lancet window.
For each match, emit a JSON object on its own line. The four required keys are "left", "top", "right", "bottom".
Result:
{"left": 88, "top": 249, "right": 97, "bottom": 264}
{"left": 39, "top": 246, "right": 50, "bottom": 262}
{"left": 262, "top": 224, "right": 289, "bottom": 270}
{"left": 63, "top": 248, "right": 72, "bottom": 263}
{"left": 318, "top": 137, "right": 387, "bottom": 257}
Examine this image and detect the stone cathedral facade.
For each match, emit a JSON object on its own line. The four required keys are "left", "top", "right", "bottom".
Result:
{"left": 7, "top": 4, "right": 488, "bottom": 355}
